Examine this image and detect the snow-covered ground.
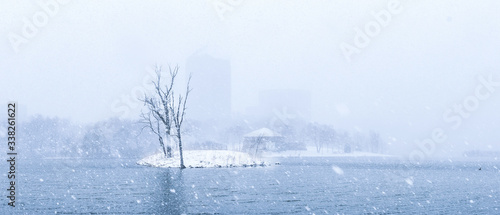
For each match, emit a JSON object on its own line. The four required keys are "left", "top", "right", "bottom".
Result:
{"left": 262, "top": 146, "right": 394, "bottom": 158}
{"left": 137, "top": 150, "right": 268, "bottom": 168}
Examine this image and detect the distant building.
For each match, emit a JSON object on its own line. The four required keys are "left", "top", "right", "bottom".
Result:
{"left": 185, "top": 54, "right": 231, "bottom": 122}
{"left": 242, "top": 127, "right": 284, "bottom": 152}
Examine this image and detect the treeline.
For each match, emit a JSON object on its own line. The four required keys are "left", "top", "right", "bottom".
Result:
{"left": 11, "top": 114, "right": 386, "bottom": 159}
{"left": 17, "top": 116, "right": 158, "bottom": 159}
{"left": 185, "top": 117, "right": 386, "bottom": 154}
{"left": 274, "top": 122, "right": 385, "bottom": 154}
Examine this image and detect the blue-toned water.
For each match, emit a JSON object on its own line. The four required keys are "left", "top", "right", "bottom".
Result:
{"left": 3, "top": 157, "right": 500, "bottom": 214}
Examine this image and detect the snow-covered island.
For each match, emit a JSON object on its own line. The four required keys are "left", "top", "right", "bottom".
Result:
{"left": 137, "top": 150, "right": 268, "bottom": 168}
{"left": 137, "top": 147, "right": 394, "bottom": 169}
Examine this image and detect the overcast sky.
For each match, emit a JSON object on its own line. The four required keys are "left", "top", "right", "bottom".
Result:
{"left": 1, "top": 0, "right": 500, "bottom": 156}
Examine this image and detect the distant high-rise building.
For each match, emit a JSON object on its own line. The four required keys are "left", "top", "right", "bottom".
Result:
{"left": 185, "top": 54, "right": 231, "bottom": 122}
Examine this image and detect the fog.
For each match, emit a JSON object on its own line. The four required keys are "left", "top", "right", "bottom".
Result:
{"left": 1, "top": 0, "right": 500, "bottom": 159}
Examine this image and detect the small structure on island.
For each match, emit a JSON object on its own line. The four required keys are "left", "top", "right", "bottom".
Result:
{"left": 242, "top": 127, "right": 284, "bottom": 152}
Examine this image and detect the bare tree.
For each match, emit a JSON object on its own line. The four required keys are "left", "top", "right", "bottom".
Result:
{"left": 254, "top": 135, "right": 265, "bottom": 158}
{"left": 140, "top": 108, "right": 166, "bottom": 156}
{"left": 305, "top": 123, "right": 325, "bottom": 153}
{"left": 141, "top": 65, "right": 178, "bottom": 158}
{"left": 241, "top": 134, "right": 265, "bottom": 158}
{"left": 170, "top": 75, "right": 192, "bottom": 169}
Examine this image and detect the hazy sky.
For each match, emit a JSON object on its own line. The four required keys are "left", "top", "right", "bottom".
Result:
{"left": 1, "top": 0, "right": 500, "bottom": 156}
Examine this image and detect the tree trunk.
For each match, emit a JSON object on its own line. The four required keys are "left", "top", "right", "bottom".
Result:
{"left": 177, "top": 129, "right": 186, "bottom": 169}
{"left": 159, "top": 136, "right": 167, "bottom": 157}
{"left": 165, "top": 129, "right": 172, "bottom": 158}
{"left": 166, "top": 146, "right": 172, "bottom": 158}
{"left": 254, "top": 141, "right": 260, "bottom": 159}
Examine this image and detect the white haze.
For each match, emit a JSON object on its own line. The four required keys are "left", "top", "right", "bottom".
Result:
{"left": 1, "top": 0, "right": 500, "bottom": 159}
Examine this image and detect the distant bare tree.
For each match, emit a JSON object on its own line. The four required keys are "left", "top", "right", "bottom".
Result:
{"left": 351, "top": 131, "right": 366, "bottom": 151}
{"left": 305, "top": 123, "right": 330, "bottom": 153}
{"left": 318, "top": 125, "right": 336, "bottom": 153}
{"left": 249, "top": 134, "right": 265, "bottom": 159}
{"left": 170, "top": 74, "right": 192, "bottom": 169}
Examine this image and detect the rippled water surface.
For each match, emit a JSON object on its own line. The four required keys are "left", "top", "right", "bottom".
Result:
{"left": 5, "top": 157, "right": 500, "bottom": 214}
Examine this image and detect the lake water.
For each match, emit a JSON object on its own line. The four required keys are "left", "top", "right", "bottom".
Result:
{"left": 4, "top": 157, "right": 500, "bottom": 214}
